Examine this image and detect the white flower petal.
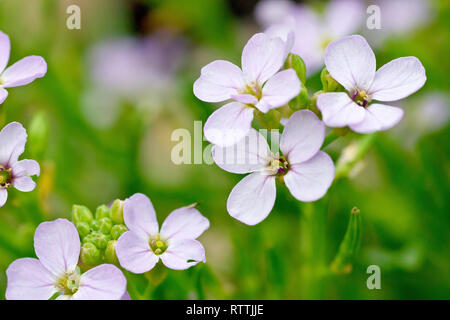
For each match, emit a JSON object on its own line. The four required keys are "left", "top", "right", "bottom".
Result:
{"left": 280, "top": 110, "right": 325, "bottom": 164}
{"left": 13, "top": 176, "right": 36, "bottom": 192}
{"left": 257, "top": 69, "right": 301, "bottom": 112}
{"left": 349, "top": 103, "right": 404, "bottom": 133}
{"left": 324, "top": 35, "right": 376, "bottom": 92}
{"left": 160, "top": 206, "right": 209, "bottom": 241}
{"left": 284, "top": 151, "right": 335, "bottom": 202}
{"left": 74, "top": 264, "right": 127, "bottom": 300}
{"left": 116, "top": 231, "right": 158, "bottom": 274}
{"left": 264, "top": 23, "right": 295, "bottom": 59}
{"left": 123, "top": 193, "right": 159, "bottom": 238}
{"left": 369, "top": 57, "right": 426, "bottom": 101}
{"left": 241, "top": 33, "right": 285, "bottom": 84}
{"left": 316, "top": 92, "right": 365, "bottom": 127}
{"left": 212, "top": 128, "right": 271, "bottom": 174}
{"left": 227, "top": 172, "right": 276, "bottom": 225}
{"left": 160, "top": 239, "right": 206, "bottom": 270}
{"left": 193, "top": 60, "right": 243, "bottom": 102}
{"left": 0, "top": 31, "right": 10, "bottom": 73}
{"left": 204, "top": 102, "right": 254, "bottom": 147}
{"left": 0, "top": 87, "right": 8, "bottom": 104}
{"left": 34, "top": 219, "right": 80, "bottom": 276}
{"left": 1, "top": 56, "right": 47, "bottom": 88}
{"left": 230, "top": 93, "right": 258, "bottom": 105}
{"left": 11, "top": 159, "right": 40, "bottom": 177}
{"left": 6, "top": 258, "right": 57, "bottom": 300}
{"left": 0, "top": 189, "right": 7, "bottom": 207}
{"left": 0, "top": 122, "right": 27, "bottom": 167}
{"left": 325, "top": 0, "right": 364, "bottom": 39}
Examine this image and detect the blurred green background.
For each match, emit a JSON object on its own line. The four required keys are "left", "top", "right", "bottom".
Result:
{"left": 0, "top": 0, "right": 449, "bottom": 299}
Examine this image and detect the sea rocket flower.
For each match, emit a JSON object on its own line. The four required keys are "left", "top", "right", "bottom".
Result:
{"left": 194, "top": 33, "right": 300, "bottom": 146}
{"left": 6, "top": 219, "right": 126, "bottom": 300}
{"left": 116, "top": 193, "right": 210, "bottom": 273}
{"left": 316, "top": 35, "right": 426, "bottom": 133}
{"left": 0, "top": 31, "right": 47, "bottom": 104}
{"left": 0, "top": 122, "right": 40, "bottom": 207}
{"left": 212, "top": 110, "right": 334, "bottom": 225}
{"left": 256, "top": 0, "right": 364, "bottom": 75}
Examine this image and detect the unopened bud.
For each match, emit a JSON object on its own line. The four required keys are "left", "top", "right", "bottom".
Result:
{"left": 90, "top": 219, "right": 100, "bottom": 231}
{"left": 98, "top": 217, "right": 113, "bottom": 235}
{"left": 284, "top": 53, "right": 306, "bottom": 84}
{"left": 76, "top": 222, "right": 91, "bottom": 238}
{"left": 84, "top": 231, "right": 111, "bottom": 249}
{"left": 110, "top": 199, "right": 124, "bottom": 224}
{"left": 289, "top": 85, "right": 309, "bottom": 110}
{"left": 105, "top": 240, "right": 118, "bottom": 264}
{"left": 320, "top": 68, "right": 341, "bottom": 92}
{"left": 111, "top": 224, "right": 128, "bottom": 240}
{"left": 95, "top": 205, "right": 110, "bottom": 219}
{"left": 80, "top": 242, "right": 101, "bottom": 266}
{"left": 72, "top": 205, "right": 93, "bottom": 224}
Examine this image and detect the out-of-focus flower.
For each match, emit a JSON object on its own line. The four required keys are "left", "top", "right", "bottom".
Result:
{"left": 0, "top": 122, "right": 40, "bottom": 207}
{"left": 83, "top": 31, "right": 187, "bottom": 128}
{"left": 317, "top": 35, "right": 426, "bottom": 133}
{"left": 0, "top": 31, "right": 47, "bottom": 104}
{"left": 212, "top": 110, "right": 334, "bottom": 225}
{"left": 6, "top": 219, "right": 126, "bottom": 300}
{"left": 194, "top": 33, "right": 300, "bottom": 146}
{"left": 116, "top": 193, "right": 210, "bottom": 273}
{"left": 255, "top": 0, "right": 364, "bottom": 75}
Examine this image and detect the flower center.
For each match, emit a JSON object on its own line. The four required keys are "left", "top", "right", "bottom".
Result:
{"left": 266, "top": 153, "right": 289, "bottom": 176}
{"left": 56, "top": 269, "right": 81, "bottom": 296}
{"left": 149, "top": 234, "right": 168, "bottom": 255}
{"left": 351, "top": 89, "right": 371, "bottom": 107}
{"left": 239, "top": 81, "right": 262, "bottom": 100}
{"left": 0, "top": 167, "right": 12, "bottom": 188}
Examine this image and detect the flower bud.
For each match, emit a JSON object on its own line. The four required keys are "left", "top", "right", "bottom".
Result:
{"left": 288, "top": 85, "right": 309, "bottom": 110}
{"left": 80, "top": 242, "right": 101, "bottom": 266}
{"left": 90, "top": 219, "right": 100, "bottom": 231}
{"left": 110, "top": 199, "right": 124, "bottom": 224}
{"left": 105, "top": 240, "right": 118, "bottom": 264}
{"left": 95, "top": 205, "right": 110, "bottom": 219}
{"left": 84, "top": 231, "right": 111, "bottom": 249}
{"left": 76, "top": 222, "right": 91, "bottom": 238}
{"left": 111, "top": 224, "right": 128, "bottom": 240}
{"left": 284, "top": 53, "right": 306, "bottom": 84}
{"left": 72, "top": 205, "right": 93, "bottom": 224}
{"left": 320, "top": 68, "right": 341, "bottom": 92}
{"left": 98, "top": 217, "right": 113, "bottom": 235}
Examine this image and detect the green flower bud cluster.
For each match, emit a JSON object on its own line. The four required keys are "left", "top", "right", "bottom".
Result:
{"left": 71, "top": 200, "right": 127, "bottom": 268}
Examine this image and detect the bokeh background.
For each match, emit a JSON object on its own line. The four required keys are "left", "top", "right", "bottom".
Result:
{"left": 0, "top": 0, "right": 449, "bottom": 299}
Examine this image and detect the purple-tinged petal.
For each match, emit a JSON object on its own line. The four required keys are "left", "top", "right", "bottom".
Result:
{"left": 6, "top": 258, "right": 57, "bottom": 300}
{"left": 123, "top": 193, "right": 159, "bottom": 238}
{"left": 227, "top": 172, "right": 276, "bottom": 225}
{"left": 212, "top": 128, "right": 271, "bottom": 174}
{"left": 255, "top": 0, "right": 294, "bottom": 27}
{"left": 368, "top": 57, "right": 426, "bottom": 101}
{"left": 193, "top": 60, "right": 243, "bottom": 103}
{"left": 34, "top": 219, "right": 80, "bottom": 277}
{"left": 0, "top": 122, "right": 27, "bottom": 167}
{"left": 230, "top": 93, "right": 258, "bottom": 105}
{"left": 204, "top": 102, "right": 254, "bottom": 147}
{"left": 257, "top": 69, "right": 301, "bottom": 113}
{"left": 1, "top": 56, "right": 47, "bottom": 88}
{"left": 280, "top": 110, "right": 325, "bottom": 164}
{"left": 325, "top": 0, "right": 364, "bottom": 39}
{"left": 116, "top": 231, "right": 158, "bottom": 274}
{"left": 12, "top": 176, "right": 36, "bottom": 192}
{"left": 241, "top": 33, "right": 285, "bottom": 84}
{"left": 121, "top": 291, "right": 131, "bottom": 300}
{"left": 11, "top": 159, "right": 40, "bottom": 177}
{"left": 349, "top": 103, "right": 404, "bottom": 133}
{"left": 324, "top": 35, "right": 376, "bottom": 92}
{"left": 0, "top": 87, "right": 8, "bottom": 104}
{"left": 316, "top": 92, "right": 365, "bottom": 127}
{"left": 264, "top": 23, "right": 295, "bottom": 59}
{"left": 160, "top": 206, "right": 209, "bottom": 241}
{"left": 160, "top": 239, "right": 206, "bottom": 270}
{"left": 284, "top": 151, "right": 335, "bottom": 202}
{"left": 73, "top": 264, "right": 127, "bottom": 300}
{"left": 0, "top": 31, "right": 10, "bottom": 73}
{"left": 0, "top": 189, "right": 7, "bottom": 207}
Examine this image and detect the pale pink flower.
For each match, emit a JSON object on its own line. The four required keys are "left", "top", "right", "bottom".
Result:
{"left": 317, "top": 35, "right": 426, "bottom": 133}
{"left": 6, "top": 219, "right": 126, "bottom": 300}
{"left": 116, "top": 193, "right": 210, "bottom": 273}
{"left": 212, "top": 110, "right": 334, "bottom": 225}
{"left": 194, "top": 33, "right": 300, "bottom": 146}
{"left": 256, "top": 0, "right": 364, "bottom": 75}
{"left": 0, "top": 122, "right": 40, "bottom": 207}
{"left": 0, "top": 31, "right": 47, "bottom": 104}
